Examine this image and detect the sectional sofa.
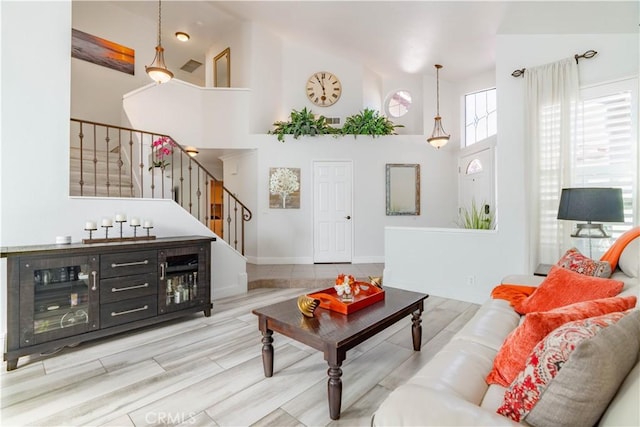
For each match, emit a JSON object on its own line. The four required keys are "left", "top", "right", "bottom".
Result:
{"left": 373, "top": 234, "right": 639, "bottom": 426}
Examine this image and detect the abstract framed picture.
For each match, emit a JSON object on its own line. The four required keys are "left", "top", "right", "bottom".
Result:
{"left": 269, "top": 167, "right": 301, "bottom": 209}
{"left": 71, "top": 29, "right": 135, "bottom": 75}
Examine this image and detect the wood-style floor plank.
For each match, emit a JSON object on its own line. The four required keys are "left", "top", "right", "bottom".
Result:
{"left": 0, "top": 288, "right": 478, "bottom": 427}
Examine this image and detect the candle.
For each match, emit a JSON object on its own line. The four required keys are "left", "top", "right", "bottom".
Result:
{"left": 102, "top": 218, "right": 113, "bottom": 227}
{"left": 130, "top": 217, "right": 140, "bottom": 226}
{"left": 143, "top": 220, "right": 153, "bottom": 228}
{"left": 115, "top": 213, "right": 126, "bottom": 222}
{"left": 85, "top": 221, "right": 97, "bottom": 230}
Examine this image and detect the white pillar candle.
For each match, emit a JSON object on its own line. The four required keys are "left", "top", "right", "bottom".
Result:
{"left": 130, "top": 217, "right": 140, "bottom": 226}
{"left": 85, "top": 221, "right": 97, "bottom": 230}
{"left": 115, "top": 213, "right": 126, "bottom": 222}
{"left": 143, "top": 220, "right": 153, "bottom": 228}
{"left": 102, "top": 218, "right": 113, "bottom": 227}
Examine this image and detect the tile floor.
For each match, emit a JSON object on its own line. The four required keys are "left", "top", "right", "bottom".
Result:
{"left": 246, "top": 263, "right": 385, "bottom": 289}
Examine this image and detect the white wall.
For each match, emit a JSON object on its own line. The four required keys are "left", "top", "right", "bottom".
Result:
{"left": 385, "top": 32, "right": 639, "bottom": 305}
{"left": 122, "top": 80, "right": 252, "bottom": 149}
{"left": 233, "top": 134, "right": 457, "bottom": 264}
{"left": 71, "top": 1, "right": 157, "bottom": 125}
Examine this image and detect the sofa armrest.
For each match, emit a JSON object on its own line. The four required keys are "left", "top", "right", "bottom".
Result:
{"left": 501, "top": 274, "right": 545, "bottom": 287}
{"left": 372, "top": 384, "right": 519, "bottom": 427}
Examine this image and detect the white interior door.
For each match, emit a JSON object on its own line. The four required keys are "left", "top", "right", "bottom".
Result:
{"left": 313, "top": 161, "right": 353, "bottom": 263}
{"left": 458, "top": 147, "right": 495, "bottom": 216}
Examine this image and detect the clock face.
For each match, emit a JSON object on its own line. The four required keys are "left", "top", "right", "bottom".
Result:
{"left": 306, "top": 72, "right": 341, "bottom": 107}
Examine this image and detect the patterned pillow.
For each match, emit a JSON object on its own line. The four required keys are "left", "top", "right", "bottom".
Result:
{"left": 496, "top": 311, "right": 626, "bottom": 423}
{"left": 556, "top": 247, "right": 612, "bottom": 277}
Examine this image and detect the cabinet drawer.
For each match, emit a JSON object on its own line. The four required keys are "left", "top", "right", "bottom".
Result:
{"left": 100, "top": 273, "right": 157, "bottom": 303}
{"left": 101, "top": 251, "right": 157, "bottom": 278}
{"left": 100, "top": 296, "right": 157, "bottom": 328}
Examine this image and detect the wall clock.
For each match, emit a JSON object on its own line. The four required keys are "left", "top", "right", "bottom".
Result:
{"left": 306, "top": 71, "right": 341, "bottom": 107}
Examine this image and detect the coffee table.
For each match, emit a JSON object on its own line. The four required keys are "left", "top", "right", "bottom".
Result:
{"left": 251, "top": 286, "right": 428, "bottom": 420}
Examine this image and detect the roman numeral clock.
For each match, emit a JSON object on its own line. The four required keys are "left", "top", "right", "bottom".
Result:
{"left": 306, "top": 71, "right": 342, "bottom": 106}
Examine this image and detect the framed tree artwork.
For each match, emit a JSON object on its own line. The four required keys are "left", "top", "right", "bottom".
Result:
{"left": 269, "top": 167, "right": 300, "bottom": 209}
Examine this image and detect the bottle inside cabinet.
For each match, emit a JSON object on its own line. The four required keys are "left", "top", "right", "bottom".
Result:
{"left": 33, "top": 265, "right": 90, "bottom": 334}
{"left": 164, "top": 253, "right": 200, "bottom": 309}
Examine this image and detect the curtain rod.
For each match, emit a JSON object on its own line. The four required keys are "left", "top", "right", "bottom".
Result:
{"left": 511, "top": 49, "right": 598, "bottom": 78}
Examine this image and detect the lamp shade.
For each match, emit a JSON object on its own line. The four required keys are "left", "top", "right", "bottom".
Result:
{"left": 557, "top": 187, "right": 624, "bottom": 222}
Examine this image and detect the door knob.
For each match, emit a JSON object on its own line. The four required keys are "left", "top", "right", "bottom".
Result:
{"left": 345, "top": 215, "right": 351, "bottom": 220}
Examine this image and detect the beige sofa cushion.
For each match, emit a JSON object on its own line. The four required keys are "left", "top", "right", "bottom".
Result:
{"left": 526, "top": 310, "right": 640, "bottom": 427}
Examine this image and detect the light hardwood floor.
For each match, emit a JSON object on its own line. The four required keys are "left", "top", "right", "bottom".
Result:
{"left": 1, "top": 288, "right": 478, "bottom": 427}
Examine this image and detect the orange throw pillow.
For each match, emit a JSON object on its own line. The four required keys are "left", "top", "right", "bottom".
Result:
{"left": 486, "top": 295, "right": 637, "bottom": 387}
{"left": 515, "top": 266, "right": 623, "bottom": 315}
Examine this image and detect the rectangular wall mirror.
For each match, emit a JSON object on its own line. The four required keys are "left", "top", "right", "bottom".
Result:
{"left": 213, "top": 47, "right": 230, "bottom": 88}
{"left": 386, "top": 164, "right": 420, "bottom": 215}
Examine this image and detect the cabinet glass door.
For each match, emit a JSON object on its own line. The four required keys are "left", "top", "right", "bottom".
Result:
{"left": 158, "top": 245, "right": 207, "bottom": 314}
{"left": 20, "top": 255, "right": 99, "bottom": 345}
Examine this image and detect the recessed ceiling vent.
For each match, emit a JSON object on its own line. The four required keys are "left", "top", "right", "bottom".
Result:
{"left": 180, "top": 59, "right": 202, "bottom": 73}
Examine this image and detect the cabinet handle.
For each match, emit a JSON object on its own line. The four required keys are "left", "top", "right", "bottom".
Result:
{"left": 111, "top": 260, "right": 149, "bottom": 268}
{"left": 111, "top": 305, "right": 149, "bottom": 317}
{"left": 160, "top": 262, "right": 166, "bottom": 280}
{"left": 111, "top": 283, "right": 149, "bottom": 293}
{"left": 91, "top": 271, "right": 97, "bottom": 291}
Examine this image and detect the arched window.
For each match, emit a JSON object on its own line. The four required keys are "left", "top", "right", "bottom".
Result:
{"left": 466, "top": 158, "right": 483, "bottom": 175}
{"left": 386, "top": 90, "right": 412, "bottom": 118}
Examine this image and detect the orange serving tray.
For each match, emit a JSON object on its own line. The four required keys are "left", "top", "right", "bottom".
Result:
{"left": 307, "top": 282, "right": 385, "bottom": 315}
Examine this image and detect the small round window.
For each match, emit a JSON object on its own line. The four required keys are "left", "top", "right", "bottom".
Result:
{"left": 386, "top": 90, "right": 412, "bottom": 118}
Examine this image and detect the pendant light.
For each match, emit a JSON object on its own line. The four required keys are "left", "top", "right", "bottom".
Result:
{"left": 427, "top": 64, "right": 450, "bottom": 149}
{"left": 146, "top": 0, "right": 173, "bottom": 84}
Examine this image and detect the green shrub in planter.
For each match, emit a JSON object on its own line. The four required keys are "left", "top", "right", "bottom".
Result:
{"left": 269, "top": 107, "right": 338, "bottom": 142}
{"left": 341, "top": 108, "right": 403, "bottom": 137}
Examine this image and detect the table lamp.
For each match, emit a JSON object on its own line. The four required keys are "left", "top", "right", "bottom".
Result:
{"left": 557, "top": 187, "right": 624, "bottom": 257}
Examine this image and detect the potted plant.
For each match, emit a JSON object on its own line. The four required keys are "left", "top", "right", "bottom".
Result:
{"left": 457, "top": 199, "right": 495, "bottom": 230}
{"left": 149, "top": 136, "right": 176, "bottom": 170}
{"left": 269, "top": 107, "right": 338, "bottom": 142}
{"left": 341, "top": 108, "right": 403, "bottom": 137}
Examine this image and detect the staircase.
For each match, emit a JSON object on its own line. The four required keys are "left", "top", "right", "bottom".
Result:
{"left": 69, "top": 146, "right": 135, "bottom": 197}
{"left": 69, "top": 118, "right": 252, "bottom": 255}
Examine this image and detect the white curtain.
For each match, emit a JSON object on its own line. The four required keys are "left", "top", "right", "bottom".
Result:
{"left": 525, "top": 58, "right": 580, "bottom": 266}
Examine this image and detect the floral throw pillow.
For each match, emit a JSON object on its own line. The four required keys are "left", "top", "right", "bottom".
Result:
{"left": 496, "top": 311, "right": 626, "bottom": 423}
{"left": 556, "top": 247, "right": 612, "bottom": 277}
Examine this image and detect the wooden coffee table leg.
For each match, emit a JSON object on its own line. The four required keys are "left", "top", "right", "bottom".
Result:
{"left": 261, "top": 329, "right": 274, "bottom": 377}
{"left": 411, "top": 309, "right": 423, "bottom": 350}
{"left": 327, "top": 363, "right": 343, "bottom": 420}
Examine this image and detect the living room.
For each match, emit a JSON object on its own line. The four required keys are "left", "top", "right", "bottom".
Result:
{"left": 1, "top": 0, "right": 639, "bottom": 425}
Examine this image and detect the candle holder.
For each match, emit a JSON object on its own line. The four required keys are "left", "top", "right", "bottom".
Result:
{"left": 102, "top": 224, "right": 113, "bottom": 239}
{"left": 84, "top": 226, "right": 97, "bottom": 240}
{"left": 143, "top": 224, "right": 154, "bottom": 237}
{"left": 115, "top": 219, "right": 127, "bottom": 238}
{"left": 130, "top": 223, "right": 140, "bottom": 238}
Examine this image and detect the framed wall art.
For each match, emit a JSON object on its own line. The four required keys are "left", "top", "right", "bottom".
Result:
{"left": 71, "top": 28, "right": 135, "bottom": 75}
{"left": 269, "top": 167, "right": 300, "bottom": 209}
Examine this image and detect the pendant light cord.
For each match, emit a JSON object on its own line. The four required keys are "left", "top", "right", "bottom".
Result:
{"left": 435, "top": 64, "right": 442, "bottom": 116}
{"left": 157, "top": 0, "right": 162, "bottom": 46}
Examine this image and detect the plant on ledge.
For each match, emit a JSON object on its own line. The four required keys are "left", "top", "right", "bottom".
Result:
{"left": 149, "top": 136, "right": 176, "bottom": 170}
{"left": 269, "top": 107, "right": 338, "bottom": 142}
{"left": 457, "top": 199, "right": 495, "bottom": 230}
{"left": 341, "top": 108, "right": 403, "bottom": 137}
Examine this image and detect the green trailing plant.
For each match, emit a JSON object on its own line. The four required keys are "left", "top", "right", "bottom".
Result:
{"left": 269, "top": 107, "right": 337, "bottom": 142}
{"left": 457, "top": 199, "right": 495, "bottom": 230}
{"left": 341, "top": 108, "right": 403, "bottom": 137}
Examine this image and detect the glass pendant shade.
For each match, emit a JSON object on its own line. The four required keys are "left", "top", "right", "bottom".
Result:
{"left": 427, "top": 64, "right": 450, "bottom": 149}
{"left": 427, "top": 116, "right": 449, "bottom": 149}
{"left": 146, "top": 45, "right": 173, "bottom": 83}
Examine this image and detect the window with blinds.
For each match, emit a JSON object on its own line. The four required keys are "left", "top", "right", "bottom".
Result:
{"left": 574, "top": 79, "right": 637, "bottom": 239}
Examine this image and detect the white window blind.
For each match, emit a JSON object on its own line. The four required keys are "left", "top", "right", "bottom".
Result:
{"left": 538, "top": 78, "right": 637, "bottom": 260}
{"left": 574, "top": 80, "right": 637, "bottom": 239}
